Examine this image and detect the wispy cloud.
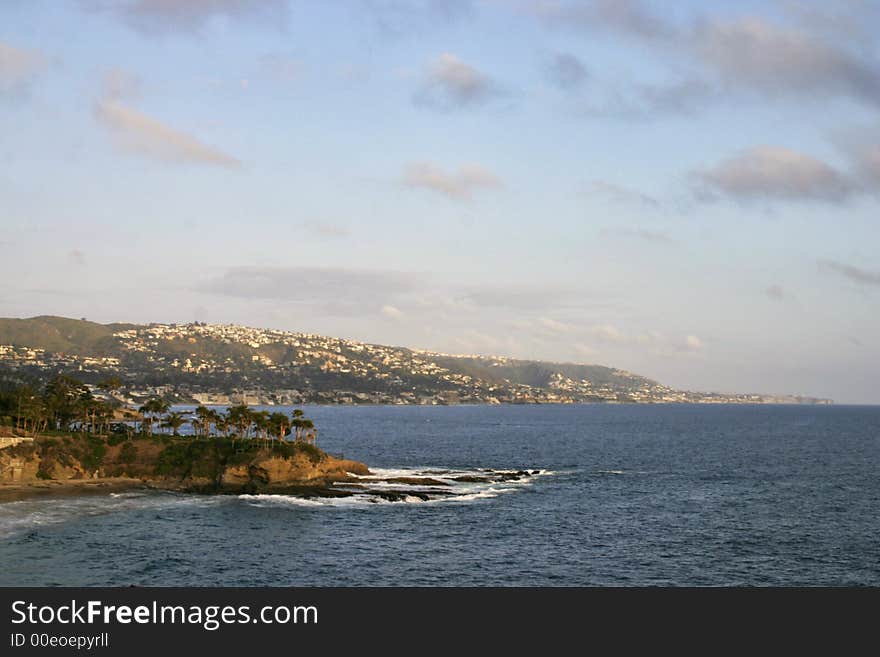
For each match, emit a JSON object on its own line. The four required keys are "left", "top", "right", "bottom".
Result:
{"left": 102, "top": 68, "right": 142, "bottom": 102}
{"left": 588, "top": 180, "right": 660, "bottom": 208}
{"left": 589, "top": 324, "right": 628, "bottom": 344}
{"left": 693, "top": 146, "right": 853, "bottom": 203}
{"left": 535, "top": 317, "right": 577, "bottom": 334}
{"left": 257, "top": 53, "right": 302, "bottom": 83}
{"left": 533, "top": 0, "right": 676, "bottom": 41}
{"left": 764, "top": 284, "right": 786, "bottom": 301}
{"left": 579, "top": 323, "right": 704, "bottom": 355}
{"left": 413, "top": 53, "right": 503, "bottom": 110}
{"left": 600, "top": 227, "right": 673, "bottom": 245}
{"left": 402, "top": 162, "right": 501, "bottom": 200}
{"left": 94, "top": 99, "right": 241, "bottom": 167}
{"left": 544, "top": 52, "right": 588, "bottom": 89}
{"left": 381, "top": 304, "right": 404, "bottom": 320}
{"left": 0, "top": 41, "right": 49, "bottom": 97}
{"left": 531, "top": 2, "right": 880, "bottom": 114}
{"left": 200, "top": 266, "right": 420, "bottom": 316}
{"left": 695, "top": 16, "right": 880, "bottom": 107}
{"left": 68, "top": 249, "right": 86, "bottom": 266}
{"left": 88, "top": 0, "right": 288, "bottom": 35}
{"left": 845, "top": 140, "right": 880, "bottom": 192}
{"left": 819, "top": 260, "right": 880, "bottom": 287}
{"left": 362, "top": 0, "right": 474, "bottom": 36}
{"left": 299, "top": 221, "right": 350, "bottom": 239}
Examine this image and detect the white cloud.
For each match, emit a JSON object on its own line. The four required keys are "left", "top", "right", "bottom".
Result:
{"left": 694, "top": 145, "right": 853, "bottom": 203}
{"left": 381, "top": 304, "right": 404, "bottom": 319}
{"left": 414, "top": 53, "right": 502, "bottom": 109}
{"left": 685, "top": 335, "right": 703, "bottom": 351}
{"left": 402, "top": 162, "right": 501, "bottom": 200}
{"left": 94, "top": 99, "right": 241, "bottom": 167}
{"left": 589, "top": 324, "right": 628, "bottom": 343}
{"left": 537, "top": 317, "right": 576, "bottom": 334}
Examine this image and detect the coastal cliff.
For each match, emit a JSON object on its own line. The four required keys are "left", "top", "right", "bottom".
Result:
{"left": 0, "top": 433, "right": 369, "bottom": 497}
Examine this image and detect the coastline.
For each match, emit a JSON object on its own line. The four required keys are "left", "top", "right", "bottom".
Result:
{"left": 0, "top": 477, "right": 149, "bottom": 503}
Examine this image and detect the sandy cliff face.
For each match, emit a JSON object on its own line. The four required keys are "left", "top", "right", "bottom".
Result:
{"left": 0, "top": 434, "right": 369, "bottom": 493}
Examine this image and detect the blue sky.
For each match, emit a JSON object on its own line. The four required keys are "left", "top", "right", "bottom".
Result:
{"left": 1, "top": 0, "right": 879, "bottom": 403}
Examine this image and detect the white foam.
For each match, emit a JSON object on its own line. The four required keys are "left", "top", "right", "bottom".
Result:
{"left": 0, "top": 492, "right": 223, "bottom": 538}
{"left": 0, "top": 466, "right": 555, "bottom": 527}
{"left": 443, "top": 487, "right": 516, "bottom": 502}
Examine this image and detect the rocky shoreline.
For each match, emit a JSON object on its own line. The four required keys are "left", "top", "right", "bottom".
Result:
{"left": 0, "top": 433, "right": 549, "bottom": 506}
{"left": 0, "top": 433, "right": 371, "bottom": 501}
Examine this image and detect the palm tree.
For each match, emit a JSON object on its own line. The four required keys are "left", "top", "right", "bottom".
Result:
{"left": 77, "top": 389, "right": 97, "bottom": 433}
{"left": 226, "top": 404, "right": 253, "bottom": 440}
{"left": 153, "top": 398, "right": 171, "bottom": 431}
{"left": 291, "top": 409, "right": 305, "bottom": 441}
{"left": 138, "top": 398, "right": 170, "bottom": 435}
{"left": 269, "top": 412, "right": 290, "bottom": 443}
{"left": 214, "top": 411, "right": 230, "bottom": 438}
{"left": 161, "top": 411, "right": 187, "bottom": 437}
{"left": 301, "top": 419, "right": 316, "bottom": 445}
{"left": 251, "top": 410, "right": 270, "bottom": 448}
{"left": 138, "top": 400, "right": 153, "bottom": 435}
{"left": 194, "top": 405, "right": 215, "bottom": 437}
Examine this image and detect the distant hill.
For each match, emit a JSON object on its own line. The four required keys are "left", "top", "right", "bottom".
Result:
{"left": 0, "top": 316, "right": 137, "bottom": 356}
{"left": 0, "top": 316, "right": 832, "bottom": 406}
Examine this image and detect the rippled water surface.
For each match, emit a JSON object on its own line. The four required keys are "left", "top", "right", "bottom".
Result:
{"left": 1, "top": 404, "right": 878, "bottom": 586}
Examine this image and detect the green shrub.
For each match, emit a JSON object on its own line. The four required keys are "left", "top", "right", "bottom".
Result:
{"left": 295, "top": 442, "right": 324, "bottom": 465}
{"left": 78, "top": 436, "right": 106, "bottom": 471}
{"left": 119, "top": 442, "right": 137, "bottom": 464}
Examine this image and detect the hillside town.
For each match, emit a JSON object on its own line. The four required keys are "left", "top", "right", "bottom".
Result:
{"left": 0, "top": 321, "right": 833, "bottom": 407}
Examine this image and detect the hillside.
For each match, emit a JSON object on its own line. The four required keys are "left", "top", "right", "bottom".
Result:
{"left": 0, "top": 316, "right": 831, "bottom": 405}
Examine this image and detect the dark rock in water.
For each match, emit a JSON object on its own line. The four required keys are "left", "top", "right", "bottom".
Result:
{"left": 531, "top": 470, "right": 541, "bottom": 475}
{"left": 368, "top": 488, "right": 454, "bottom": 502}
{"left": 489, "top": 472, "right": 524, "bottom": 482}
{"left": 374, "top": 477, "right": 450, "bottom": 486}
{"left": 452, "top": 475, "right": 492, "bottom": 483}
{"left": 372, "top": 490, "right": 407, "bottom": 502}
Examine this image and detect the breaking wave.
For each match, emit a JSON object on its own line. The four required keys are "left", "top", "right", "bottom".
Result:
{"left": 0, "top": 492, "right": 222, "bottom": 539}
{"left": 239, "top": 466, "right": 552, "bottom": 508}
{"left": 0, "top": 467, "right": 554, "bottom": 534}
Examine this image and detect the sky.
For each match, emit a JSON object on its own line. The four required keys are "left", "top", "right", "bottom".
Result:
{"left": 1, "top": 0, "right": 879, "bottom": 403}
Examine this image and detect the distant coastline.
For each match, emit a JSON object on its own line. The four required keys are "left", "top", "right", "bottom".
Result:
{"left": 0, "top": 316, "right": 834, "bottom": 407}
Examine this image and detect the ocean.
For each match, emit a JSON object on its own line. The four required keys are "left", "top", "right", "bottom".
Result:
{"left": 1, "top": 404, "right": 878, "bottom": 586}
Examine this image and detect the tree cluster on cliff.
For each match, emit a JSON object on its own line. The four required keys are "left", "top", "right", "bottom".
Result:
{"left": 0, "top": 374, "right": 123, "bottom": 435}
{"left": 0, "top": 375, "right": 317, "bottom": 446}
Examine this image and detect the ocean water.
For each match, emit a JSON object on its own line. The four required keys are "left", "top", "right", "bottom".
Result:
{"left": 1, "top": 404, "right": 878, "bottom": 586}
